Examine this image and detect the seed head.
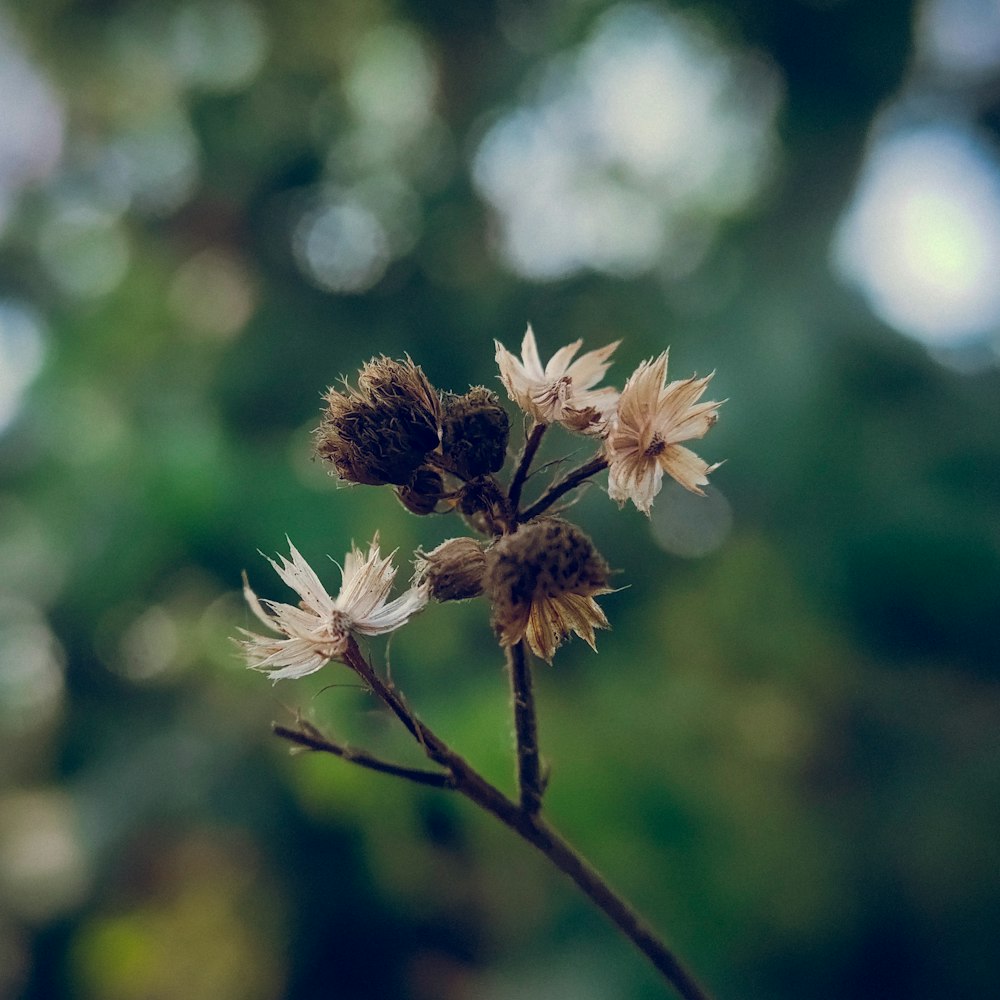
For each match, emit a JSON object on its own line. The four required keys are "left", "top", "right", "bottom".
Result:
{"left": 413, "top": 537, "right": 487, "bottom": 602}
{"left": 395, "top": 465, "right": 447, "bottom": 516}
{"left": 315, "top": 356, "right": 441, "bottom": 486}
{"left": 441, "top": 386, "right": 510, "bottom": 479}
{"left": 485, "top": 518, "right": 612, "bottom": 662}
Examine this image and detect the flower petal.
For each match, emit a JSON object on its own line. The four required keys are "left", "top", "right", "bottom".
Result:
{"left": 354, "top": 582, "right": 429, "bottom": 636}
{"left": 659, "top": 444, "right": 718, "bottom": 495}
{"left": 564, "top": 340, "right": 620, "bottom": 389}
{"left": 337, "top": 540, "right": 396, "bottom": 620}
{"left": 266, "top": 540, "right": 335, "bottom": 616}
{"left": 543, "top": 338, "right": 583, "bottom": 378}
{"left": 520, "top": 324, "right": 545, "bottom": 379}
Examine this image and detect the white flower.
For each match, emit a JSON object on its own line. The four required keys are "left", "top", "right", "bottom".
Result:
{"left": 237, "top": 538, "right": 428, "bottom": 680}
{"left": 495, "top": 324, "right": 619, "bottom": 433}
{"left": 606, "top": 351, "right": 723, "bottom": 514}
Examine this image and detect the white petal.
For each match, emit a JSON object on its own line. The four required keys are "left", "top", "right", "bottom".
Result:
{"left": 338, "top": 540, "right": 396, "bottom": 619}
{"left": 267, "top": 541, "right": 335, "bottom": 616}
{"left": 564, "top": 340, "right": 620, "bottom": 389}
{"left": 544, "top": 338, "right": 583, "bottom": 378}
{"left": 520, "top": 324, "right": 545, "bottom": 379}
{"left": 242, "top": 573, "right": 276, "bottom": 630}
{"left": 355, "top": 583, "right": 429, "bottom": 636}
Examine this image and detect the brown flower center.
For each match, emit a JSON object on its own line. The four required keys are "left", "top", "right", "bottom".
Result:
{"left": 644, "top": 434, "right": 666, "bottom": 458}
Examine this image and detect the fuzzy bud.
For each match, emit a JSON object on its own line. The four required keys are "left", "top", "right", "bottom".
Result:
{"left": 315, "top": 357, "right": 441, "bottom": 486}
{"left": 441, "top": 387, "right": 510, "bottom": 479}
{"left": 485, "top": 518, "right": 612, "bottom": 661}
{"left": 413, "top": 537, "right": 487, "bottom": 602}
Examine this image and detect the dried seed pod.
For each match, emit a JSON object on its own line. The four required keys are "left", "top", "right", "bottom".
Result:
{"left": 315, "top": 356, "right": 441, "bottom": 486}
{"left": 441, "top": 386, "right": 510, "bottom": 479}
{"left": 485, "top": 518, "right": 612, "bottom": 662}
{"left": 395, "top": 465, "right": 447, "bottom": 516}
{"left": 413, "top": 537, "right": 487, "bottom": 602}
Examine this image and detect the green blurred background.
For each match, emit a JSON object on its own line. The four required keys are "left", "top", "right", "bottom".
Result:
{"left": 1, "top": 1, "right": 998, "bottom": 997}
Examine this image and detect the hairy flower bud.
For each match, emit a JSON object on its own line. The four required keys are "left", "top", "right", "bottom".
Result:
{"left": 441, "top": 387, "right": 510, "bottom": 479}
{"left": 315, "top": 357, "right": 441, "bottom": 486}
{"left": 485, "top": 518, "right": 612, "bottom": 662}
{"left": 413, "top": 537, "right": 487, "bottom": 602}
{"left": 395, "top": 465, "right": 447, "bottom": 515}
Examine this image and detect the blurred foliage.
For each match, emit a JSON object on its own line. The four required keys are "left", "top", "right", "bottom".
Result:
{"left": 1, "top": 1, "right": 998, "bottom": 999}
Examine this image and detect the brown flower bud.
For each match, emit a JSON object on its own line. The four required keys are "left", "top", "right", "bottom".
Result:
{"left": 413, "top": 537, "right": 487, "bottom": 602}
{"left": 441, "top": 387, "right": 510, "bottom": 479}
{"left": 395, "top": 465, "right": 447, "bottom": 516}
{"left": 485, "top": 518, "right": 611, "bottom": 662}
{"left": 315, "top": 356, "right": 441, "bottom": 486}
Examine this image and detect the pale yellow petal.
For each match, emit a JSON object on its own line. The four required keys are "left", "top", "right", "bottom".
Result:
{"left": 659, "top": 444, "right": 716, "bottom": 494}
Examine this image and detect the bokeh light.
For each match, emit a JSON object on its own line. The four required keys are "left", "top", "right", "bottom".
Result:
{"left": 0, "top": 597, "right": 65, "bottom": 737}
{"left": 293, "top": 196, "right": 390, "bottom": 293}
{"left": 169, "top": 0, "right": 268, "bottom": 92}
{"left": 833, "top": 123, "right": 1000, "bottom": 350}
{"left": 0, "top": 789, "right": 90, "bottom": 923}
{"left": 650, "top": 482, "right": 733, "bottom": 558}
{"left": 472, "top": 3, "right": 782, "bottom": 280}
{"left": 0, "top": 302, "right": 46, "bottom": 436}
{"left": 36, "top": 202, "right": 131, "bottom": 299}
{"left": 0, "top": 19, "right": 64, "bottom": 234}
{"left": 918, "top": 0, "right": 1000, "bottom": 76}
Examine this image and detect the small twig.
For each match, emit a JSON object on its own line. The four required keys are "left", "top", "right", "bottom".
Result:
{"left": 508, "top": 640, "right": 543, "bottom": 815}
{"left": 508, "top": 422, "right": 547, "bottom": 515}
{"left": 309, "top": 636, "right": 714, "bottom": 1000}
{"left": 273, "top": 724, "right": 454, "bottom": 789}
{"left": 519, "top": 455, "right": 609, "bottom": 522}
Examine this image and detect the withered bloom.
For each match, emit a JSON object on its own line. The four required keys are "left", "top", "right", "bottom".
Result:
{"left": 413, "top": 537, "right": 487, "bottom": 602}
{"left": 237, "top": 538, "right": 428, "bottom": 680}
{"left": 486, "top": 518, "right": 612, "bottom": 662}
{"left": 441, "top": 387, "right": 510, "bottom": 479}
{"left": 606, "top": 351, "right": 722, "bottom": 513}
{"left": 315, "top": 356, "right": 441, "bottom": 486}
{"left": 495, "top": 324, "right": 619, "bottom": 434}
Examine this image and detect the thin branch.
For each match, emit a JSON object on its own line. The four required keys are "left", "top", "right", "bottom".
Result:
{"left": 272, "top": 724, "right": 454, "bottom": 789}
{"left": 518, "top": 455, "right": 609, "bottom": 522}
{"left": 508, "top": 640, "right": 543, "bottom": 815}
{"left": 519, "top": 816, "right": 712, "bottom": 1000}
{"left": 315, "top": 637, "right": 714, "bottom": 1000}
{"left": 508, "top": 422, "right": 547, "bottom": 514}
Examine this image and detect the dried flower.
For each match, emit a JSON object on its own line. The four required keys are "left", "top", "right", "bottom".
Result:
{"left": 237, "top": 538, "right": 428, "bottom": 680}
{"left": 605, "top": 351, "right": 722, "bottom": 514}
{"left": 413, "top": 537, "right": 487, "bottom": 602}
{"left": 486, "top": 518, "right": 612, "bottom": 662}
{"left": 495, "top": 324, "right": 619, "bottom": 434}
{"left": 441, "top": 387, "right": 510, "bottom": 479}
{"left": 315, "top": 356, "right": 441, "bottom": 486}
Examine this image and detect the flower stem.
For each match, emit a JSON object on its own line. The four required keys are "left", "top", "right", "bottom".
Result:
{"left": 508, "top": 640, "right": 543, "bottom": 815}
{"left": 508, "top": 422, "right": 547, "bottom": 515}
{"left": 518, "top": 454, "right": 609, "bottom": 522}
{"left": 300, "top": 638, "right": 714, "bottom": 1000}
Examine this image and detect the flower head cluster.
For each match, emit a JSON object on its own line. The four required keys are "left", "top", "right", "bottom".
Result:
{"left": 238, "top": 538, "right": 428, "bottom": 680}
{"left": 239, "top": 327, "right": 724, "bottom": 677}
